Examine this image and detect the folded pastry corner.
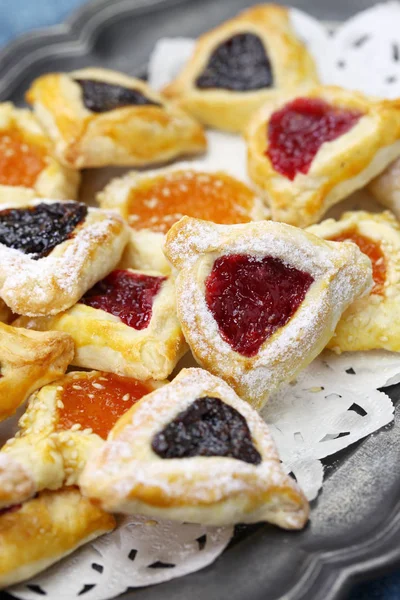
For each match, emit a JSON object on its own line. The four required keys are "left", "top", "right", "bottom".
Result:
{"left": 79, "top": 368, "right": 309, "bottom": 529}
{"left": 26, "top": 67, "right": 206, "bottom": 169}
{"left": 0, "top": 370, "right": 165, "bottom": 508}
{"left": 163, "top": 217, "right": 372, "bottom": 408}
{"left": 246, "top": 85, "right": 400, "bottom": 227}
{"left": 308, "top": 210, "right": 400, "bottom": 352}
{"left": 15, "top": 268, "right": 188, "bottom": 381}
{"left": 0, "top": 199, "right": 129, "bottom": 316}
{"left": 0, "top": 322, "right": 74, "bottom": 423}
{"left": 0, "top": 487, "right": 115, "bottom": 588}
{"left": 163, "top": 4, "right": 318, "bottom": 132}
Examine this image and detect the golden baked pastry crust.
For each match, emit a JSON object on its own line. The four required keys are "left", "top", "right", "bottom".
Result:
{"left": 0, "top": 323, "right": 74, "bottom": 423}
{"left": 163, "top": 4, "right": 318, "bottom": 132}
{"left": 26, "top": 67, "right": 207, "bottom": 169}
{"left": 308, "top": 210, "right": 400, "bottom": 352}
{"left": 0, "top": 102, "right": 79, "bottom": 203}
{"left": 79, "top": 368, "right": 309, "bottom": 529}
{"left": 98, "top": 165, "right": 268, "bottom": 273}
{"left": 15, "top": 269, "right": 188, "bottom": 380}
{"left": 164, "top": 217, "right": 372, "bottom": 409}
{"left": 0, "top": 199, "right": 129, "bottom": 316}
{"left": 246, "top": 85, "right": 400, "bottom": 227}
{"left": 0, "top": 371, "right": 164, "bottom": 508}
{"left": 0, "top": 487, "right": 115, "bottom": 588}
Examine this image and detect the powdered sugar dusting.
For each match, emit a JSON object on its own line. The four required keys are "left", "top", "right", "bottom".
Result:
{"left": 165, "top": 219, "right": 372, "bottom": 408}
{"left": 80, "top": 368, "right": 308, "bottom": 528}
{"left": 0, "top": 199, "right": 128, "bottom": 316}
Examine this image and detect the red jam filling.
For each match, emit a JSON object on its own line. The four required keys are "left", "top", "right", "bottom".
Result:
{"left": 330, "top": 230, "right": 386, "bottom": 295}
{"left": 266, "top": 98, "right": 363, "bottom": 180}
{"left": 205, "top": 254, "right": 314, "bottom": 357}
{"left": 80, "top": 270, "right": 166, "bottom": 330}
{"left": 58, "top": 372, "right": 153, "bottom": 439}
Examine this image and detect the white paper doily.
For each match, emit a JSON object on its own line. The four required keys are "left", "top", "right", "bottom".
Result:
{"left": 263, "top": 351, "right": 396, "bottom": 501}
{"left": 10, "top": 517, "right": 232, "bottom": 600}
{"left": 8, "top": 3, "right": 400, "bottom": 599}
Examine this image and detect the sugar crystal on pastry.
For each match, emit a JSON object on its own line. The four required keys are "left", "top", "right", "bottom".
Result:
{"left": 164, "top": 217, "right": 373, "bottom": 409}
{"left": 79, "top": 368, "right": 309, "bottom": 529}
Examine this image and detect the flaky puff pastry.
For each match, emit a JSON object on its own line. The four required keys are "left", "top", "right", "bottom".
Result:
{"left": 15, "top": 269, "right": 188, "bottom": 380}
{"left": 308, "top": 210, "right": 400, "bottom": 352}
{"left": 246, "top": 86, "right": 400, "bottom": 227}
{"left": 0, "top": 103, "right": 79, "bottom": 205}
{"left": 98, "top": 165, "right": 268, "bottom": 274}
{"left": 0, "top": 371, "right": 164, "bottom": 509}
{"left": 0, "top": 487, "right": 115, "bottom": 588}
{"left": 163, "top": 4, "right": 318, "bottom": 133}
{"left": 0, "top": 323, "right": 74, "bottom": 423}
{"left": 368, "top": 157, "right": 400, "bottom": 218}
{"left": 0, "top": 199, "right": 129, "bottom": 316}
{"left": 164, "top": 217, "right": 372, "bottom": 409}
{"left": 80, "top": 368, "right": 309, "bottom": 529}
{"left": 26, "top": 67, "right": 206, "bottom": 169}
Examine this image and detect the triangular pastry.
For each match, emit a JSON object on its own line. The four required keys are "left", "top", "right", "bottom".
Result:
{"left": 246, "top": 85, "right": 400, "bottom": 227}
{"left": 0, "top": 199, "right": 129, "bottom": 316}
{"left": 0, "top": 371, "right": 164, "bottom": 508}
{"left": 164, "top": 217, "right": 373, "bottom": 408}
{"left": 79, "top": 368, "right": 309, "bottom": 529}
{"left": 163, "top": 4, "right": 318, "bottom": 132}
{"left": 0, "top": 323, "right": 73, "bottom": 422}
{"left": 0, "top": 102, "right": 79, "bottom": 204}
{"left": 98, "top": 165, "right": 267, "bottom": 273}
{"left": 0, "top": 487, "right": 115, "bottom": 588}
{"left": 27, "top": 67, "right": 207, "bottom": 168}
{"left": 15, "top": 268, "right": 188, "bottom": 380}
{"left": 308, "top": 210, "right": 400, "bottom": 352}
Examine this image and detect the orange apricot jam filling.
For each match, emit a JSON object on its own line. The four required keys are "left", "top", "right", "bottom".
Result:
{"left": 57, "top": 372, "right": 153, "bottom": 439}
{"left": 330, "top": 230, "right": 386, "bottom": 295}
{"left": 127, "top": 170, "right": 257, "bottom": 233}
{"left": 0, "top": 127, "right": 46, "bottom": 188}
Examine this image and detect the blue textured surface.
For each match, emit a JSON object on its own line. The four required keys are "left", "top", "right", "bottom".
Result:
{"left": 0, "top": 1, "right": 399, "bottom": 599}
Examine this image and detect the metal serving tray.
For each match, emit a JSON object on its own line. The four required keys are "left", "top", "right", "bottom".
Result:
{"left": 0, "top": 1, "right": 399, "bottom": 599}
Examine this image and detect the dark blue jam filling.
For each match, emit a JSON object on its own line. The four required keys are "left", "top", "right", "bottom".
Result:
{"left": 151, "top": 396, "right": 262, "bottom": 464}
{"left": 75, "top": 79, "right": 161, "bottom": 112}
{"left": 0, "top": 202, "right": 87, "bottom": 260}
{"left": 195, "top": 33, "right": 273, "bottom": 91}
